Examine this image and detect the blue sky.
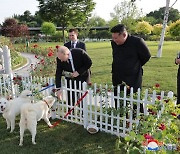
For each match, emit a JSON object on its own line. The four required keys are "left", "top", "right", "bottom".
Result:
{"left": 0, "top": 0, "right": 179, "bottom": 24}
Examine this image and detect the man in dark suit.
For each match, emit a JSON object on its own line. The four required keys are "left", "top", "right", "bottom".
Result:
{"left": 110, "top": 24, "right": 151, "bottom": 111}
{"left": 64, "top": 28, "right": 91, "bottom": 84}
{"left": 64, "top": 28, "right": 86, "bottom": 50}
{"left": 55, "top": 46, "right": 92, "bottom": 108}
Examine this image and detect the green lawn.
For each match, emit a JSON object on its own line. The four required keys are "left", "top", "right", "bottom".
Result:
{"left": 0, "top": 116, "right": 121, "bottom": 154}
{"left": 18, "top": 41, "right": 180, "bottom": 94}
{"left": 86, "top": 41, "right": 179, "bottom": 95}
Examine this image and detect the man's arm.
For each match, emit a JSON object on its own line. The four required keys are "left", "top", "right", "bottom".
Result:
{"left": 76, "top": 50, "right": 92, "bottom": 75}
{"left": 55, "top": 58, "right": 63, "bottom": 88}
{"left": 138, "top": 38, "right": 151, "bottom": 66}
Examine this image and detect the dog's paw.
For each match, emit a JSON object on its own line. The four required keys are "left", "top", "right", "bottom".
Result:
{"left": 19, "top": 143, "right": 23, "bottom": 146}
{"left": 48, "top": 124, "right": 53, "bottom": 128}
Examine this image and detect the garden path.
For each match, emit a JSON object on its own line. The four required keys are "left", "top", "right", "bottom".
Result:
{"left": 13, "top": 52, "right": 39, "bottom": 77}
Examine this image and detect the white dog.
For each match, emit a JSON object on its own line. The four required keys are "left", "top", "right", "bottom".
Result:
{"left": 19, "top": 95, "right": 55, "bottom": 146}
{"left": 0, "top": 90, "right": 32, "bottom": 133}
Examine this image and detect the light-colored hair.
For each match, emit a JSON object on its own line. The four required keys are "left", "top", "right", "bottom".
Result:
{"left": 57, "top": 46, "right": 70, "bottom": 55}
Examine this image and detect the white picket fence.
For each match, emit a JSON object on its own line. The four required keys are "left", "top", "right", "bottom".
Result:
{"left": 0, "top": 75, "right": 174, "bottom": 137}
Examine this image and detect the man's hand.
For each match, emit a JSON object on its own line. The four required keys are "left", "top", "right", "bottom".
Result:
{"left": 56, "top": 89, "right": 63, "bottom": 100}
{"left": 72, "top": 71, "right": 79, "bottom": 78}
{"left": 175, "top": 58, "right": 180, "bottom": 64}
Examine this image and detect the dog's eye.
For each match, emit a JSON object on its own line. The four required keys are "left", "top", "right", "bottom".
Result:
{"left": 4, "top": 102, "right": 6, "bottom": 104}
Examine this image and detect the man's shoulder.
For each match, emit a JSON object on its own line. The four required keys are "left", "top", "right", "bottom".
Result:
{"left": 77, "top": 41, "right": 85, "bottom": 45}
{"left": 129, "top": 35, "right": 141, "bottom": 41}
{"left": 64, "top": 41, "right": 71, "bottom": 46}
{"left": 128, "top": 35, "right": 143, "bottom": 44}
{"left": 71, "top": 48, "right": 84, "bottom": 53}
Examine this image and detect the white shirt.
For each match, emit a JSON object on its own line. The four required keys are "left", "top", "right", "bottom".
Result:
{"left": 68, "top": 51, "right": 75, "bottom": 72}
{"left": 71, "top": 41, "right": 77, "bottom": 48}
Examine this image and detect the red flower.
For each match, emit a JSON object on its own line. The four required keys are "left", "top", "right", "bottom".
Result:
{"left": 56, "top": 45, "right": 60, "bottom": 49}
{"left": 33, "top": 44, "right": 38, "bottom": 48}
{"left": 157, "top": 96, "right": 161, "bottom": 100}
{"left": 164, "top": 99, "right": 169, "bottom": 103}
{"left": 148, "top": 109, "right": 157, "bottom": 115}
{"left": 35, "top": 55, "right": 38, "bottom": 59}
{"left": 88, "top": 82, "right": 92, "bottom": 86}
{"left": 48, "top": 51, "right": 53, "bottom": 57}
{"left": 96, "top": 89, "right": 100, "bottom": 93}
{"left": 155, "top": 83, "right": 160, "bottom": 88}
{"left": 158, "top": 123, "right": 166, "bottom": 130}
{"left": 42, "top": 83, "right": 49, "bottom": 87}
{"left": 17, "top": 76, "right": 22, "bottom": 80}
{"left": 13, "top": 77, "right": 16, "bottom": 80}
{"left": 171, "top": 112, "right": 177, "bottom": 116}
{"left": 144, "top": 134, "right": 153, "bottom": 139}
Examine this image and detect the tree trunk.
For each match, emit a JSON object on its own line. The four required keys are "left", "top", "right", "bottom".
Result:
{"left": 157, "top": 0, "right": 170, "bottom": 58}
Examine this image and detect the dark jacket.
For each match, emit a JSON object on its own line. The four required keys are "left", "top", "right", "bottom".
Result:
{"left": 55, "top": 48, "right": 92, "bottom": 88}
{"left": 111, "top": 35, "right": 151, "bottom": 91}
{"left": 64, "top": 41, "right": 86, "bottom": 51}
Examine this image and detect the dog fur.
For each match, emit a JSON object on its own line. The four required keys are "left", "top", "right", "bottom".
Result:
{"left": 19, "top": 95, "right": 55, "bottom": 146}
{"left": 0, "top": 90, "right": 32, "bottom": 133}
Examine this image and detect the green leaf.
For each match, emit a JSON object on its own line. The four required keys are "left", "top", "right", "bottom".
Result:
{"left": 125, "top": 136, "right": 131, "bottom": 142}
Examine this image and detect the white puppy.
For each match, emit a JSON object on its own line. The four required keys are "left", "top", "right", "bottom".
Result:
{"left": 19, "top": 95, "right": 55, "bottom": 146}
{"left": 0, "top": 90, "right": 32, "bottom": 133}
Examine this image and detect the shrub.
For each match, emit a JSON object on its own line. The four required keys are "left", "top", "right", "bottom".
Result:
{"left": 136, "top": 21, "right": 153, "bottom": 35}
{"left": 152, "top": 24, "right": 162, "bottom": 36}
{"left": 169, "top": 20, "right": 180, "bottom": 37}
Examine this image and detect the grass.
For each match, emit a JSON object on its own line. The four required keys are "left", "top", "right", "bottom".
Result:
{"left": 86, "top": 41, "right": 179, "bottom": 94}
{"left": 12, "top": 56, "right": 27, "bottom": 70}
{"left": 0, "top": 116, "right": 121, "bottom": 154}
{"left": 16, "top": 41, "right": 180, "bottom": 94}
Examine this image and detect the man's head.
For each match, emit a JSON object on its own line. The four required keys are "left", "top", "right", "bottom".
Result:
{"left": 111, "top": 24, "right": 128, "bottom": 45}
{"left": 68, "top": 28, "right": 78, "bottom": 42}
{"left": 57, "top": 46, "right": 70, "bottom": 62}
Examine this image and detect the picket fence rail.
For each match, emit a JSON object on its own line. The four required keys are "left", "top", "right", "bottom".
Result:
{"left": 0, "top": 75, "right": 174, "bottom": 137}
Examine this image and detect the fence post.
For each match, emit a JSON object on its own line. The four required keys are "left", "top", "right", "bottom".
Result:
{"left": 2, "top": 45, "right": 15, "bottom": 98}
{"left": 3, "top": 45, "right": 12, "bottom": 75}
{"left": 0, "top": 48, "right": 4, "bottom": 73}
{"left": 82, "top": 82, "right": 88, "bottom": 129}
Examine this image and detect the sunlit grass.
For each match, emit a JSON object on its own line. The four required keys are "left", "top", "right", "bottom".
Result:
{"left": 16, "top": 41, "right": 180, "bottom": 94}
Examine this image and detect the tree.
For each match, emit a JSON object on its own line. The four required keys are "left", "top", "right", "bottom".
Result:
{"left": 169, "top": 19, "right": 180, "bottom": 37}
{"left": 13, "top": 10, "right": 43, "bottom": 27}
{"left": 136, "top": 21, "right": 153, "bottom": 35}
{"left": 147, "top": 7, "right": 180, "bottom": 24}
{"left": 88, "top": 16, "right": 107, "bottom": 27}
{"left": 152, "top": 24, "right": 163, "bottom": 36}
{"left": 1, "top": 18, "right": 18, "bottom": 37}
{"left": 37, "top": 0, "right": 95, "bottom": 42}
{"left": 110, "top": 0, "right": 142, "bottom": 33}
{"left": 41, "top": 22, "right": 56, "bottom": 41}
